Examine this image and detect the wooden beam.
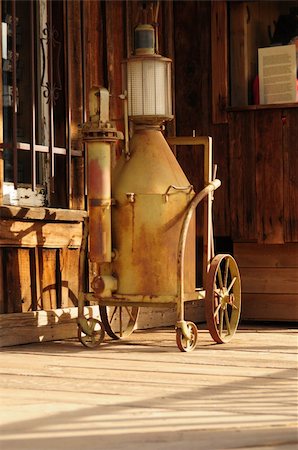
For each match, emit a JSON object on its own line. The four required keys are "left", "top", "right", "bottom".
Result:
{"left": 0, "top": 302, "right": 205, "bottom": 348}
{"left": 0, "top": 306, "right": 100, "bottom": 347}
{"left": 0, "top": 205, "right": 87, "bottom": 221}
{"left": 0, "top": 220, "right": 82, "bottom": 248}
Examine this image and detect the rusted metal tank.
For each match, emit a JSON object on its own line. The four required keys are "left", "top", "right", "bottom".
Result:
{"left": 111, "top": 127, "right": 196, "bottom": 298}
{"left": 78, "top": 2, "right": 241, "bottom": 352}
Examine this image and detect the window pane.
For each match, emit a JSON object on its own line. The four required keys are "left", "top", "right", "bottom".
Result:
{"left": 16, "top": 0, "right": 32, "bottom": 144}
{"left": 2, "top": 0, "right": 13, "bottom": 181}
{"left": 35, "top": 0, "right": 50, "bottom": 146}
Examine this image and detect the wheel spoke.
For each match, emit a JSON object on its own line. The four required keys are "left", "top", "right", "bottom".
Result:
{"left": 217, "top": 267, "right": 223, "bottom": 289}
{"left": 224, "top": 308, "right": 231, "bottom": 335}
{"left": 223, "top": 258, "right": 230, "bottom": 288}
{"left": 214, "top": 303, "right": 221, "bottom": 319}
{"left": 215, "top": 288, "right": 223, "bottom": 298}
{"left": 227, "top": 276, "right": 237, "bottom": 294}
{"left": 219, "top": 308, "right": 224, "bottom": 336}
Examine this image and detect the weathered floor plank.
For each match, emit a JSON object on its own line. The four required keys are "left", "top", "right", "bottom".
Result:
{"left": 0, "top": 326, "right": 297, "bottom": 450}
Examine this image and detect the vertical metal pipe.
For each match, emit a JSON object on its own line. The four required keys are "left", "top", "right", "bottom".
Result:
{"left": 30, "top": 0, "right": 36, "bottom": 191}
{"left": 11, "top": 0, "right": 18, "bottom": 188}
{"left": 87, "top": 140, "right": 112, "bottom": 263}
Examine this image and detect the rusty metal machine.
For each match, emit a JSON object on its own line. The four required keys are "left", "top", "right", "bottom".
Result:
{"left": 77, "top": 12, "right": 241, "bottom": 352}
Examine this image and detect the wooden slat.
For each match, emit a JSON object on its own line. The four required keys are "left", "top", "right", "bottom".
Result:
{"left": 241, "top": 293, "right": 298, "bottom": 322}
{"left": 229, "top": 2, "right": 248, "bottom": 106}
{"left": 229, "top": 111, "right": 257, "bottom": 241}
{"left": 174, "top": 1, "right": 211, "bottom": 135}
{"left": 241, "top": 268, "right": 298, "bottom": 295}
{"left": 234, "top": 243, "right": 298, "bottom": 268}
{"left": 0, "top": 249, "right": 4, "bottom": 314}
{"left": 4, "top": 249, "right": 22, "bottom": 313}
{"left": 105, "top": 0, "right": 125, "bottom": 157}
{"left": 0, "top": 220, "right": 82, "bottom": 248}
{"left": 255, "top": 110, "right": 283, "bottom": 243}
{"left": 0, "top": 306, "right": 100, "bottom": 347}
{"left": 283, "top": 109, "right": 298, "bottom": 243}
{"left": 211, "top": 1, "right": 228, "bottom": 124}
{"left": 60, "top": 248, "right": 80, "bottom": 308}
{"left": 84, "top": 0, "right": 104, "bottom": 116}
{"left": 211, "top": 126, "right": 230, "bottom": 237}
{"left": 0, "top": 0, "right": 3, "bottom": 205}
{"left": 18, "top": 249, "right": 32, "bottom": 312}
{"left": 162, "top": 0, "right": 176, "bottom": 140}
{"left": 39, "top": 249, "right": 57, "bottom": 311}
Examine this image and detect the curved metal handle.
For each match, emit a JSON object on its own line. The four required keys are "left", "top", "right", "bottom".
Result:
{"left": 164, "top": 184, "right": 193, "bottom": 202}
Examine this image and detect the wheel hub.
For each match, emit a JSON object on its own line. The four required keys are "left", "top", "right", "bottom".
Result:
{"left": 218, "top": 288, "right": 236, "bottom": 309}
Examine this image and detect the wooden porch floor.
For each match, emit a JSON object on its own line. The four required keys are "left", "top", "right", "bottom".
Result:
{"left": 0, "top": 324, "right": 297, "bottom": 450}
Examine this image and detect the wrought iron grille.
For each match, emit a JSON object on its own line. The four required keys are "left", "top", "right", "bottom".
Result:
{"left": 1, "top": 0, "right": 84, "bottom": 208}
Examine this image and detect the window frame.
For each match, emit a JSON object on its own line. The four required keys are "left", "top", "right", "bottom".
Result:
{"left": 1, "top": 0, "right": 84, "bottom": 208}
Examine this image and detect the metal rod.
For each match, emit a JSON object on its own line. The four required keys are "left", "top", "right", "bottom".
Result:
{"left": 30, "top": 0, "right": 36, "bottom": 191}
{"left": 177, "top": 179, "right": 221, "bottom": 321}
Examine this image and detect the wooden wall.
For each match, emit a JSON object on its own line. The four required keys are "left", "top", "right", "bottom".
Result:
{"left": 172, "top": 1, "right": 298, "bottom": 321}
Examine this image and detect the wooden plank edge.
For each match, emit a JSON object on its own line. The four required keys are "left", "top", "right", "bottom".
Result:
{"left": 0, "top": 205, "right": 87, "bottom": 222}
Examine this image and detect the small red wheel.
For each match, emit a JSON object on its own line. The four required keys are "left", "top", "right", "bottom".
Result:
{"left": 176, "top": 321, "right": 198, "bottom": 352}
{"left": 78, "top": 318, "right": 105, "bottom": 348}
{"left": 205, "top": 254, "right": 241, "bottom": 343}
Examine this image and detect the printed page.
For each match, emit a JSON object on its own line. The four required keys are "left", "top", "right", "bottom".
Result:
{"left": 258, "top": 44, "right": 297, "bottom": 104}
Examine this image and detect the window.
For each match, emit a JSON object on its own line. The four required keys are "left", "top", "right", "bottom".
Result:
{"left": 1, "top": 0, "right": 82, "bottom": 208}
{"left": 229, "top": 0, "right": 298, "bottom": 107}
